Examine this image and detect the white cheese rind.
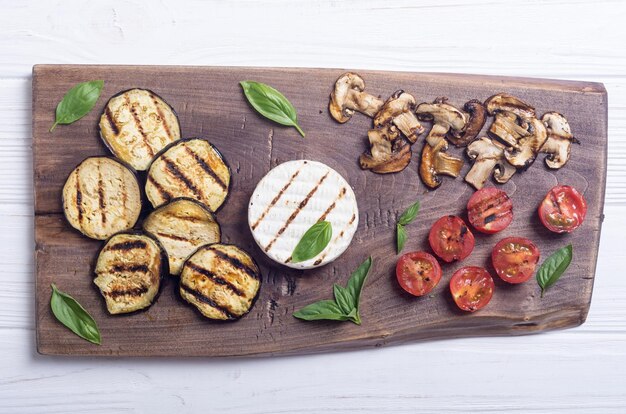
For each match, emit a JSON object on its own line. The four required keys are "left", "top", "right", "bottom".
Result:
{"left": 248, "top": 160, "right": 359, "bottom": 269}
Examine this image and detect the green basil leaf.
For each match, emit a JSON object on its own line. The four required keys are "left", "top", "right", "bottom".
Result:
{"left": 291, "top": 221, "right": 332, "bottom": 263}
{"left": 345, "top": 256, "right": 373, "bottom": 320}
{"left": 396, "top": 224, "right": 407, "bottom": 254}
{"left": 398, "top": 200, "right": 420, "bottom": 226}
{"left": 293, "top": 300, "right": 350, "bottom": 322}
{"left": 537, "top": 244, "right": 573, "bottom": 297}
{"left": 333, "top": 284, "right": 354, "bottom": 315}
{"left": 50, "top": 80, "right": 104, "bottom": 132}
{"left": 50, "top": 284, "right": 101, "bottom": 345}
{"left": 240, "top": 80, "right": 305, "bottom": 137}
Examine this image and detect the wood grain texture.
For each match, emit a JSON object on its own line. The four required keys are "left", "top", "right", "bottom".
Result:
{"left": 33, "top": 65, "right": 607, "bottom": 356}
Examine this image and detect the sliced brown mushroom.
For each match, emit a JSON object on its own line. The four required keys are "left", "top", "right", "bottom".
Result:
{"left": 374, "top": 90, "right": 424, "bottom": 143}
{"left": 415, "top": 98, "right": 467, "bottom": 147}
{"left": 359, "top": 126, "right": 411, "bottom": 174}
{"left": 503, "top": 117, "right": 548, "bottom": 169}
{"left": 420, "top": 139, "right": 464, "bottom": 189}
{"left": 485, "top": 93, "right": 536, "bottom": 119}
{"left": 448, "top": 99, "right": 487, "bottom": 147}
{"left": 465, "top": 137, "right": 516, "bottom": 189}
{"left": 540, "top": 112, "right": 578, "bottom": 169}
{"left": 329, "top": 72, "right": 384, "bottom": 123}
{"left": 488, "top": 112, "right": 529, "bottom": 148}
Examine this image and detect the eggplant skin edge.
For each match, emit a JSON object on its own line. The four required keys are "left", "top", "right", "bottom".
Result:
{"left": 61, "top": 156, "right": 142, "bottom": 240}
{"left": 178, "top": 243, "right": 262, "bottom": 322}
{"left": 145, "top": 137, "right": 233, "bottom": 213}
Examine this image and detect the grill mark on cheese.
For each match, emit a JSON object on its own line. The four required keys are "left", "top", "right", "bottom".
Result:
{"left": 104, "top": 106, "right": 120, "bottom": 135}
{"left": 125, "top": 94, "right": 154, "bottom": 157}
{"left": 156, "top": 231, "right": 190, "bottom": 242}
{"left": 161, "top": 156, "right": 204, "bottom": 200}
{"left": 107, "top": 240, "right": 147, "bottom": 251}
{"left": 251, "top": 167, "right": 302, "bottom": 230}
{"left": 264, "top": 171, "right": 330, "bottom": 252}
{"left": 106, "top": 285, "right": 149, "bottom": 299}
{"left": 185, "top": 262, "right": 244, "bottom": 297}
{"left": 148, "top": 174, "right": 172, "bottom": 203}
{"left": 97, "top": 161, "right": 106, "bottom": 225}
{"left": 184, "top": 146, "right": 227, "bottom": 191}
{"left": 180, "top": 283, "right": 237, "bottom": 319}
{"left": 74, "top": 168, "right": 83, "bottom": 225}
{"left": 149, "top": 93, "right": 172, "bottom": 141}
{"left": 208, "top": 247, "right": 260, "bottom": 280}
{"left": 110, "top": 263, "right": 150, "bottom": 273}
{"left": 313, "top": 213, "right": 357, "bottom": 266}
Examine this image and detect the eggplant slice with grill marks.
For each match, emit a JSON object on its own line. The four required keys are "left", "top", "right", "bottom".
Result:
{"left": 62, "top": 156, "right": 141, "bottom": 240}
{"left": 94, "top": 232, "right": 166, "bottom": 314}
{"left": 143, "top": 198, "right": 221, "bottom": 275}
{"left": 99, "top": 88, "right": 181, "bottom": 171}
{"left": 145, "top": 138, "right": 231, "bottom": 212}
{"left": 179, "top": 244, "right": 262, "bottom": 321}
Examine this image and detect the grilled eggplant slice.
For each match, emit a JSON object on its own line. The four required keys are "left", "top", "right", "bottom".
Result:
{"left": 99, "top": 88, "right": 181, "bottom": 171}
{"left": 143, "top": 198, "right": 221, "bottom": 275}
{"left": 179, "top": 244, "right": 261, "bottom": 320}
{"left": 62, "top": 157, "right": 141, "bottom": 240}
{"left": 146, "top": 138, "right": 231, "bottom": 212}
{"left": 94, "top": 232, "right": 166, "bottom": 314}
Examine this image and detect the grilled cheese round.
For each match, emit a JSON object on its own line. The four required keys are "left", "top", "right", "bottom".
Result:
{"left": 146, "top": 138, "right": 231, "bottom": 212}
{"left": 248, "top": 160, "right": 359, "bottom": 269}
{"left": 62, "top": 157, "right": 141, "bottom": 240}
{"left": 94, "top": 232, "right": 165, "bottom": 314}
{"left": 143, "top": 198, "right": 221, "bottom": 275}
{"left": 179, "top": 244, "right": 261, "bottom": 320}
{"left": 99, "top": 88, "right": 181, "bottom": 171}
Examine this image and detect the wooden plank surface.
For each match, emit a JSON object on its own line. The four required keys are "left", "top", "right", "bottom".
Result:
{"left": 33, "top": 65, "right": 607, "bottom": 356}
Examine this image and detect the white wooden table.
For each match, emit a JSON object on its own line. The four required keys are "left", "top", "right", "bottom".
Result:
{"left": 2, "top": 1, "right": 625, "bottom": 412}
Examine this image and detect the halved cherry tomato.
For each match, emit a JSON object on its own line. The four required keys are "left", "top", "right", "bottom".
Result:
{"left": 428, "top": 216, "right": 475, "bottom": 262}
{"left": 449, "top": 266, "right": 494, "bottom": 312}
{"left": 492, "top": 237, "right": 540, "bottom": 284}
{"left": 467, "top": 187, "right": 513, "bottom": 234}
{"left": 396, "top": 252, "right": 442, "bottom": 296}
{"left": 539, "top": 185, "right": 587, "bottom": 233}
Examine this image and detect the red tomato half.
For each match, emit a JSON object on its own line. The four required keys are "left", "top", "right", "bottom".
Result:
{"left": 492, "top": 237, "right": 540, "bottom": 284}
{"left": 428, "top": 216, "right": 475, "bottom": 262}
{"left": 538, "top": 185, "right": 587, "bottom": 233}
{"left": 467, "top": 187, "right": 513, "bottom": 234}
{"left": 449, "top": 266, "right": 495, "bottom": 312}
{"left": 396, "top": 252, "right": 442, "bottom": 297}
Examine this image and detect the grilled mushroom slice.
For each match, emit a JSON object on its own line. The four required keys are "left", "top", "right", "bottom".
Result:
{"left": 465, "top": 137, "right": 516, "bottom": 189}
{"left": 448, "top": 99, "right": 487, "bottom": 147}
{"left": 329, "top": 72, "right": 384, "bottom": 123}
{"left": 62, "top": 157, "right": 141, "bottom": 240}
{"left": 503, "top": 117, "right": 548, "bottom": 168}
{"left": 146, "top": 138, "right": 231, "bottom": 212}
{"left": 485, "top": 94, "right": 536, "bottom": 119}
{"left": 99, "top": 89, "right": 181, "bottom": 171}
{"left": 143, "top": 198, "right": 221, "bottom": 275}
{"left": 416, "top": 98, "right": 467, "bottom": 147}
{"left": 374, "top": 90, "right": 424, "bottom": 143}
{"left": 359, "top": 126, "right": 412, "bottom": 173}
{"left": 420, "top": 139, "right": 464, "bottom": 189}
{"left": 94, "top": 232, "right": 165, "bottom": 314}
{"left": 179, "top": 244, "right": 262, "bottom": 321}
{"left": 540, "top": 112, "right": 578, "bottom": 169}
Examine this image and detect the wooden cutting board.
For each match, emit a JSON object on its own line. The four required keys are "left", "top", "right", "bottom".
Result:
{"left": 33, "top": 65, "right": 607, "bottom": 357}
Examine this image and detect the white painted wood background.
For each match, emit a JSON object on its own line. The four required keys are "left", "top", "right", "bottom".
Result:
{"left": 1, "top": 0, "right": 625, "bottom": 412}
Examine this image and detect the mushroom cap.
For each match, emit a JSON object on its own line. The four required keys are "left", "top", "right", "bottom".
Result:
{"left": 542, "top": 112, "right": 573, "bottom": 140}
{"left": 485, "top": 93, "right": 536, "bottom": 119}
{"left": 449, "top": 99, "right": 487, "bottom": 147}
{"left": 504, "top": 117, "right": 548, "bottom": 168}
{"left": 416, "top": 100, "right": 467, "bottom": 133}
{"left": 329, "top": 72, "right": 366, "bottom": 123}
{"left": 540, "top": 112, "right": 574, "bottom": 169}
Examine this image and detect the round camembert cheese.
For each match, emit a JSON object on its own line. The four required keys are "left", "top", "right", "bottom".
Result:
{"left": 248, "top": 160, "right": 359, "bottom": 269}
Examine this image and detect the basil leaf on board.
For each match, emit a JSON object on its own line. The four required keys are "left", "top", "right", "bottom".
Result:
{"left": 537, "top": 244, "right": 573, "bottom": 297}
{"left": 291, "top": 221, "right": 332, "bottom": 263}
{"left": 398, "top": 200, "right": 421, "bottom": 226}
{"left": 50, "top": 284, "right": 101, "bottom": 345}
{"left": 396, "top": 224, "right": 407, "bottom": 254}
{"left": 240, "top": 80, "right": 305, "bottom": 137}
{"left": 50, "top": 80, "right": 104, "bottom": 132}
{"left": 293, "top": 257, "right": 373, "bottom": 325}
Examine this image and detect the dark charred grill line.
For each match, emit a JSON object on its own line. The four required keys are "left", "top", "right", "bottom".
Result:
{"left": 125, "top": 94, "right": 154, "bottom": 157}
{"left": 110, "top": 263, "right": 150, "bottom": 273}
{"left": 75, "top": 169, "right": 84, "bottom": 225}
{"left": 251, "top": 167, "right": 302, "bottom": 230}
{"left": 97, "top": 162, "right": 106, "bottom": 225}
{"left": 156, "top": 231, "right": 190, "bottom": 242}
{"left": 313, "top": 213, "right": 356, "bottom": 266}
{"left": 184, "top": 146, "right": 227, "bottom": 191}
{"left": 107, "top": 240, "right": 148, "bottom": 251}
{"left": 161, "top": 156, "right": 204, "bottom": 200}
{"left": 180, "top": 283, "right": 237, "bottom": 319}
{"left": 164, "top": 212, "right": 204, "bottom": 223}
{"left": 185, "top": 262, "right": 245, "bottom": 297}
{"left": 104, "top": 106, "right": 120, "bottom": 135}
{"left": 106, "top": 285, "right": 149, "bottom": 299}
{"left": 264, "top": 172, "right": 330, "bottom": 252}
{"left": 348, "top": 213, "right": 356, "bottom": 225}
{"left": 208, "top": 247, "right": 260, "bottom": 280}
{"left": 148, "top": 175, "right": 173, "bottom": 203}
{"left": 149, "top": 94, "right": 172, "bottom": 141}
